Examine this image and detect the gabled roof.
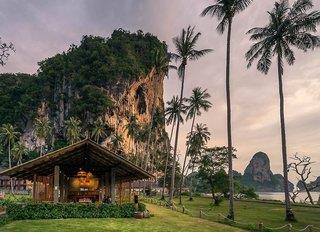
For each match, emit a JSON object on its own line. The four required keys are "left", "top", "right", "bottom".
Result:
{"left": 0, "top": 139, "right": 153, "bottom": 182}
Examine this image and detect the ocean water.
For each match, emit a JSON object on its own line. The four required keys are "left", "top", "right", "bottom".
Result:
{"left": 258, "top": 192, "right": 320, "bottom": 203}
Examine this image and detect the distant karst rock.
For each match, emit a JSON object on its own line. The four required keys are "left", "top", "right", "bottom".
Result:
{"left": 297, "top": 176, "right": 320, "bottom": 192}
{"left": 242, "top": 152, "right": 294, "bottom": 192}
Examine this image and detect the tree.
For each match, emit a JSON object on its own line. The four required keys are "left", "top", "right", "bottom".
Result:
{"left": 91, "top": 117, "right": 108, "bottom": 143}
{"left": 65, "top": 117, "right": 82, "bottom": 144}
{"left": 110, "top": 133, "right": 123, "bottom": 154}
{"left": 0, "top": 37, "right": 15, "bottom": 66}
{"left": 34, "top": 117, "right": 52, "bottom": 156}
{"left": 124, "top": 114, "right": 140, "bottom": 154}
{"left": 201, "top": 0, "right": 253, "bottom": 220}
{"left": 11, "top": 142, "right": 28, "bottom": 165}
{"left": 0, "top": 123, "right": 20, "bottom": 192}
{"left": 161, "top": 96, "right": 186, "bottom": 199}
{"left": 198, "top": 147, "right": 229, "bottom": 205}
{"left": 186, "top": 123, "right": 211, "bottom": 201}
{"left": 179, "top": 87, "right": 212, "bottom": 204}
{"left": 246, "top": 0, "right": 320, "bottom": 221}
{"left": 289, "top": 154, "right": 319, "bottom": 205}
{"left": 169, "top": 26, "right": 212, "bottom": 204}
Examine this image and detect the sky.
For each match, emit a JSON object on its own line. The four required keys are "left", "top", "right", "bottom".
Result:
{"left": 1, "top": 0, "right": 320, "bottom": 182}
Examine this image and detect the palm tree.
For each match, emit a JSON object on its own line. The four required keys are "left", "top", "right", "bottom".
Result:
{"left": 144, "top": 48, "right": 176, "bottom": 169}
{"left": 201, "top": 0, "right": 253, "bottom": 220}
{"left": 65, "top": 117, "right": 82, "bottom": 144}
{"left": 161, "top": 96, "right": 186, "bottom": 199}
{"left": 186, "top": 123, "right": 211, "bottom": 201}
{"left": 12, "top": 142, "right": 28, "bottom": 165}
{"left": 124, "top": 114, "right": 140, "bottom": 154}
{"left": 34, "top": 117, "right": 52, "bottom": 156}
{"left": 110, "top": 133, "right": 123, "bottom": 153}
{"left": 0, "top": 123, "right": 20, "bottom": 193}
{"left": 169, "top": 26, "right": 212, "bottom": 204}
{"left": 91, "top": 117, "right": 108, "bottom": 143}
{"left": 246, "top": 0, "right": 320, "bottom": 221}
{"left": 179, "top": 87, "right": 212, "bottom": 204}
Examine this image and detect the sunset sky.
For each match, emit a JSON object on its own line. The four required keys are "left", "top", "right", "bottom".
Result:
{"left": 1, "top": 0, "right": 320, "bottom": 181}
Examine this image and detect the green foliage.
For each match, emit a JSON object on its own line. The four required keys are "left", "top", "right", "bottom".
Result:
{"left": 71, "top": 85, "right": 113, "bottom": 124}
{"left": 6, "top": 202, "right": 146, "bottom": 220}
{"left": 0, "top": 73, "right": 41, "bottom": 127}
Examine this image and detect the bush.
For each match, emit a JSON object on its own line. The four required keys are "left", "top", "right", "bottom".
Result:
{"left": 6, "top": 202, "right": 146, "bottom": 220}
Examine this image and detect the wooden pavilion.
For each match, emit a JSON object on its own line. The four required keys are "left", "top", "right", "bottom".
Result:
{"left": 0, "top": 139, "right": 153, "bottom": 203}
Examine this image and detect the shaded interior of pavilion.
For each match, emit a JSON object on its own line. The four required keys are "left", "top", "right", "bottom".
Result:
{"left": 0, "top": 139, "right": 153, "bottom": 203}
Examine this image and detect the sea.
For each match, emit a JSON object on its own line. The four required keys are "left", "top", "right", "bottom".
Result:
{"left": 258, "top": 192, "right": 320, "bottom": 203}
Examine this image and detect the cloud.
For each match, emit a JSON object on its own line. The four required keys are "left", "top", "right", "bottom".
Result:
{"left": 1, "top": 0, "right": 320, "bottom": 180}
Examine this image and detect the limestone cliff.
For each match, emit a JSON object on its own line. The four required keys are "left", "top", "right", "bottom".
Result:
{"left": 242, "top": 152, "right": 294, "bottom": 192}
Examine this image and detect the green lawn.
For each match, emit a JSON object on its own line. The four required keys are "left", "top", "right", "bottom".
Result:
{"left": 1, "top": 203, "right": 244, "bottom": 232}
{"left": 166, "top": 196, "right": 320, "bottom": 231}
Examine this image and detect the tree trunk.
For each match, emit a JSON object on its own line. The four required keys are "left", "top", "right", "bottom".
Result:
{"left": 189, "top": 162, "right": 195, "bottom": 201}
{"left": 161, "top": 120, "right": 176, "bottom": 200}
{"left": 302, "top": 181, "right": 314, "bottom": 205}
{"left": 226, "top": 19, "right": 235, "bottom": 220}
{"left": 277, "top": 52, "right": 295, "bottom": 221}
{"left": 169, "top": 64, "right": 186, "bottom": 204}
{"left": 8, "top": 141, "right": 14, "bottom": 194}
{"left": 179, "top": 114, "right": 196, "bottom": 204}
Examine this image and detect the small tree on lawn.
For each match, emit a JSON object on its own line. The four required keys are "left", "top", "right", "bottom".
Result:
{"left": 197, "top": 146, "right": 230, "bottom": 205}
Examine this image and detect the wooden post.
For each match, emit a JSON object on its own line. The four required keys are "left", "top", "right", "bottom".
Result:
{"left": 110, "top": 168, "right": 115, "bottom": 203}
{"left": 129, "top": 181, "right": 132, "bottom": 202}
{"left": 199, "top": 209, "right": 202, "bottom": 218}
{"left": 105, "top": 172, "right": 110, "bottom": 198}
{"left": 258, "top": 222, "right": 264, "bottom": 232}
{"left": 182, "top": 206, "right": 185, "bottom": 213}
{"left": 54, "top": 165, "right": 60, "bottom": 203}
{"left": 288, "top": 224, "right": 292, "bottom": 232}
{"left": 33, "top": 174, "right": 37, "bottom": 202}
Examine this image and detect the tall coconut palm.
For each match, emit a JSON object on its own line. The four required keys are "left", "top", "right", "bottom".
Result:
{"left": 201, "top": 0, "right": 253, "bottom": 220}
{"left": 124, "top": 114, "right": 140, "bottom": 154}
{"left": 12, "top": 142, "right": 28, "bottom": 165}
{"left": 246, "top": 0, "right": 320, "bottom": 221}
{"left": 169, "top": 26, "right": 212, "bottom": 203}
{"left": 91, "top": 117, "right": 108, "bottom": 143}
{"left": 161, "top": 96, "right": 186, "bottom": 199}
{"left": 179, "top": 87, "right": 212, "bottom": 204}
{"left": 144, "top": 48, "right": 177, "bottom": 169}
{"left": 186, "top": 123, "right": 211, "bottom": 201}
{"left": 65, "top": 117, "right": 82, "bottom": 144}
{"left": 34, "top": 117, "right": 52, "bottom": 156}
{"left": 0, "top": 123, "right": 20, "bottom": 193}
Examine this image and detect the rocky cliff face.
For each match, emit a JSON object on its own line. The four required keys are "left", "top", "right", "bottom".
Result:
{"left": 242, "top": 152, "right": 294, "bottom": 192}
{"left": 21, "top": 68, "right": 166, "bottom": 156}
{"left": 103, "top": 68, "right": 166, "bottom": 154}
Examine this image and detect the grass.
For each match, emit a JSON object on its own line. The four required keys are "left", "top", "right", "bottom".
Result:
{"left": 1, "top": 203, "right": 244, "bottom": 232}
{"left": 160, "top": 196, "right": 320, "bottom": 231}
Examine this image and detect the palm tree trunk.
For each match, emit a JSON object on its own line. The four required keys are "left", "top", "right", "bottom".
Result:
{"left": 189, "top": 161, "right": 195, "bottom": 201}
{"left": 161, "top": 120, "right": 176, "bottom": 200}
{"left": 226, "top": 19, "right": 235, "bottom": 220}
{"left": 8, "top": 141, "right": 13, "bottom": 194}
{"left": 277, "top": 53, "right": 295, "bottom": 221}
{"left": 179, "top": 113, "right": 196, "bottom": 204}
{"left": 169, "top": 64, "right": 186, "bottom": 204}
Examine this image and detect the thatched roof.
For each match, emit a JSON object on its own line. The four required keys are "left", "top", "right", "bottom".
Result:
{"left": 0, "top": 139, "right": 153, "bottom": 182}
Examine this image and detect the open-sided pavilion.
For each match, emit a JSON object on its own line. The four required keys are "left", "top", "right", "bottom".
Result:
{"left": 0, "top": 139, "right": 153, "bottom": 203}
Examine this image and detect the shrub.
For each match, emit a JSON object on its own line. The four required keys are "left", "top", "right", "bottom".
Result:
{"left": 6, "top": 202, "right": 146, "bottom": 220}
